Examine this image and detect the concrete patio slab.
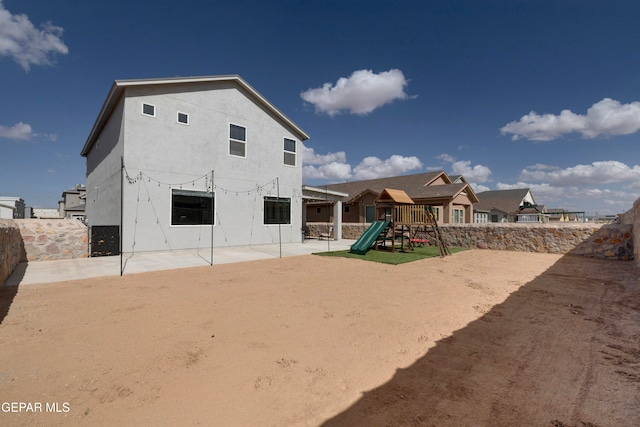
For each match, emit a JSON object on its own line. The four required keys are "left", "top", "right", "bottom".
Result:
{"left": 5, "top": 239, "right": 355, "bottom": 286}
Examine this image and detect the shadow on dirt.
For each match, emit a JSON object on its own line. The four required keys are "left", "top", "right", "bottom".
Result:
{"left": 0, "top": 263, "right": 24, "bottom": 324}
{"left": 321, "top": 255, "right": 640, "bottom": 426}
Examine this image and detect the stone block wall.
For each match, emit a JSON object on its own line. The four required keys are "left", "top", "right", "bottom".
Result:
{"left": 14, "top": 219, "right": 89, "bottom": 262}
{"left": 440, "top": 223, "right": 633, "bottom": 259}
{"left": 0, "top": 219, "right": 26, "bottom": 287}
{"left": 312, "top": 222, "right": 634, "bottom": 260}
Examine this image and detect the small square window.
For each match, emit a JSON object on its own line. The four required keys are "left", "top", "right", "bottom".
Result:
{"left": 142, "top": 103, "right": 155, "bottom": 117}
{"left": 177, "top": 112, "right": 189, "bottom": 125}
{"left": 316, "top": 207, "right": 321, "bottom": 214}
{"left": 344, "top": 205, "right": 350, "bottom": 213}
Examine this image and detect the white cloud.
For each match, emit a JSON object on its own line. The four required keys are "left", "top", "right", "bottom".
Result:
{"left": 300, "top": 69, "right": 411, "bottom": 116}
{"left": 471, "top": 183, "right": 490, "bottom": 193}
{"left": 437, "top": 153, "right": 456, "bottom": 163}
{"left": 303, "top": 162, "right": 353, "bottom": 181}
{"left": 495, "top": 180, "right": 638, "bottom": 213}
{"left": 302, "top": 145, "right": 347, "bottom": 165}
{"left": 500, "top": 98, "right": 640, "bottom": 141}
{"left": 520, "top": 161, "right": 640, "bottom": 186}
{"left": 451, "top": 160, "right": 492, "bottom": 183}
{"left": 437, "top": 153, "right": 492, "bottom": 184}
{"left": 302, "top": 147, "right": 423, "bottom": 182}
{"left": 0, "top": 1, "right": 68, "bottom": 71}
{"left": 0, "top": 122, "right": 33, "bottom": 140}
{"left": 353, "top": 155, "right": 423, "bottom": 180}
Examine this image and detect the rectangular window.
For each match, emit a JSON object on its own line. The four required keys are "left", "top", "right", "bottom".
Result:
{"left": 344, "top": 205, "right": 350, "bottom": 213}
{"left": 264, "top": 197, "right": 290, "bottom": 224}
{"left": 284, "top": 138, "right": 296, "bottom": 166}
{"left": 171, "top": 189, "right": 214, "bottom": 225}
{"left": 454, "top": 208, "right": 464, "bottom": 224}
{"left": 316, "top": 207, "right": 322, "bottom": 214}
{"left": 229, "top": 123, "right": 246, "bottom": 157}
{"left": 177, "top": 112, "right": 189, "bottom": 125}
{"left": 142, "top": 103, "right": 155, "bottom": 117}
{"left": 365, "top": 205, "right": 376, "bottom": 223}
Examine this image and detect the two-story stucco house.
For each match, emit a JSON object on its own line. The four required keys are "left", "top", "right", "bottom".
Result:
{"left": 81, "top": 75, "right": 309, "bottom": 254}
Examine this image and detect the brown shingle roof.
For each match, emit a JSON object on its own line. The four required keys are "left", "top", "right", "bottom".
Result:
{"left": 322, "top": 171, "right": 479, "bottom": 204}
{"left": 323, "top": 171, "right": 445, "bottom": 201}
{"left": 475, "top": 189, "right": 531, "bottom": 213}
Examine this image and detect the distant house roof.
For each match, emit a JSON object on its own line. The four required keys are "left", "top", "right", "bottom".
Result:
{"left": 475, "top": 188, "right": 532, "bottom": 214}
{"left": 81, "top": 75, "right": 310, "bottom": 157}
{"left": 449, "top": 175, "right": 467, "bottom": 184}
{"left": 323, "top": 171, "right": 479, "bottom": 204}
{"left": 374, "top": 188, "right": 415, "bottom": 204}
{"left": 64, "top": 203, "right": 86, "bottom": 212}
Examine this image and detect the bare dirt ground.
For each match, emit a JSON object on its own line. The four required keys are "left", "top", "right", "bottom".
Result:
{"left": 1, "top": 249, "right": 639, "bottom": 426}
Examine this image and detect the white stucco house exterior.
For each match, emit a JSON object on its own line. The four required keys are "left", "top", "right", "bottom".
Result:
{"left": 81, "top": 75, "right": 309, "bottom": 254}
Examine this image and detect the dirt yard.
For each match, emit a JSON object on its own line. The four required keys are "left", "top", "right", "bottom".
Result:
{"left": 1, "top": 249, "right": 639, "bottom": 426}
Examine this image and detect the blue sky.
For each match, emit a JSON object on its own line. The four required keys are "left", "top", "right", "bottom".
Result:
{"left": 1, "top": 0, "right": 639, "bottom": 215}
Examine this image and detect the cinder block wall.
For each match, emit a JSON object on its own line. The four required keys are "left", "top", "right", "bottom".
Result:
{"left": 0, "top": 219, "right": 26, "bottom": 287}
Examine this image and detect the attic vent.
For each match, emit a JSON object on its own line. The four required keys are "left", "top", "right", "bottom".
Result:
{"left": 142, "top": 103, "right": 155, "bottom": 117}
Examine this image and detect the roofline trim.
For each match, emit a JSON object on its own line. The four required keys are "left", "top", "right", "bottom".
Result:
{"left": 81, "top": 75, "right": 310, "bottom": 156}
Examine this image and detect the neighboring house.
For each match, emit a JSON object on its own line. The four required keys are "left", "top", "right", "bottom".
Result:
{"left": 0, "top": 202, "right": 15, "bottom": 219}
{"left": 0, "top": 196, "right": 25, "bottom": 219}
{"left": 475, "top": 188, "right": 543, "bottom": 223}
{"left": 81, "top": 75, "right": 309, "bottom": 253}
{"left": 473, "top": 209, "right": 490, "bottom": 223}
{"left": 33, "top": 208, "right": 62, "bottom": 219}
{"left": 305, "top": 171, "right": 478, "bottom": 224}
{"left": 547, "top": 208, "right": 586, "bottom": 222}
{"left": 59, "top": 184, "right": 87, "bottom": 221}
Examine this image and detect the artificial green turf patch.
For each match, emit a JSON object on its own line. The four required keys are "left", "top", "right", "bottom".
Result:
{"left": 313, "top": 245, "right": 468, "bottom": 265}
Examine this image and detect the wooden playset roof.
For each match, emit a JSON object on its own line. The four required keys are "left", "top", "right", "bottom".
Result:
{"left": 374, "top": 188, "right": 415, "bottom": 204}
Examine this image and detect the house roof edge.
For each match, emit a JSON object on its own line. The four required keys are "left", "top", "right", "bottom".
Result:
{"left": 81, "top": 75, "right": 309, "bottom": 157}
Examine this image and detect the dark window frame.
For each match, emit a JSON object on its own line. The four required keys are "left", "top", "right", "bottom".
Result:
{"left": 171, "top": 189, "right": 214, "bottom": 226}
{"left": 264, "top": 196, "right": 291, "bottom": 225}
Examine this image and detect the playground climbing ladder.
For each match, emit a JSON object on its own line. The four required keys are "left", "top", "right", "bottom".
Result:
{"left": 412, "top": 206, "right": 451, "bottom": 257}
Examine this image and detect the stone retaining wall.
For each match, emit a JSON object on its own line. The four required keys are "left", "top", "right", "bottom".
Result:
{"left": 442, "top": 223, "right": 632, "bottom": 259}
{"left": 14, "top": 219, "right": 89, "bottom": 262}
{"left": 0, "top": 219, "right": 26, "bottom": 287}
{"left": 310, "top": 222, "right": 634, "bottom": 259}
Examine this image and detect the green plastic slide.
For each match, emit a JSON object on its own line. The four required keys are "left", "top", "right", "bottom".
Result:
{"left": 349, "top": 221, "right": 390, "bottom": 255}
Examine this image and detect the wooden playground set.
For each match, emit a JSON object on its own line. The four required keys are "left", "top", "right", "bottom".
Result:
{"left": 349, "top": 189, "right": 451, "bottom": 257}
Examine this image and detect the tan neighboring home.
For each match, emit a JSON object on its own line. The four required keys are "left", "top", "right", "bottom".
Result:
{"left": 305, "top": 171, "right": 478, "bottom": 224}
{"left": 547, "top": 208, "right": 586, "bottom": 222}
{"left": 59, "top": 185, "right": 87, "bottom": 221}
{"left": 475, "top": 188, "right": 546, "bottom": 223}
